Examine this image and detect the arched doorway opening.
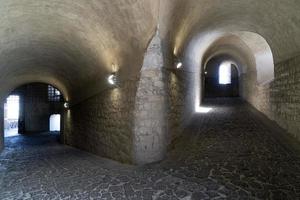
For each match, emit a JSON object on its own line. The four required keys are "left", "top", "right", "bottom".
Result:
{"left": 3, "top": 83, "right": 65, "bottom": 139}
{"left": 204, "top": 56, "right": 239, "bottom": 98}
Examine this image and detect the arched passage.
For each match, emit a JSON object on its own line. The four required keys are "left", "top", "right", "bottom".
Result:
{"left": 181, "top": 31, "right": 275, "bottom": 114}
{"left": 204, "top": 56, "right": 239, "bottom": 98}
{"left": 0, "top": 1, "right": 159, "bottom": 163}
{"left": 1, "top": 82, "right": 66, "bottom": 149}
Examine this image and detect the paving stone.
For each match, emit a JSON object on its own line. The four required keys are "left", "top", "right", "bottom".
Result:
{"left": 0, "top": 98, "right": 300, "bottom": 199}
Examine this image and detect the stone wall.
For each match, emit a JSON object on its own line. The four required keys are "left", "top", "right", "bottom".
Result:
{"left": 64, "top": 30, "right": 177, "bottom": 165}
{"left": 242, "top": 55, "right": 300, "bottom": 140}
{"left": 165, "top": 69, "right": 193, "bottom": 144}
{"left": 63, "top": 66, "right": 190, "bottom": 165}
{"left": 161, "top": 36, "right": 195, "bottom": 147}
{"left": 23, "top": 84, "right": 50, "bottom": 133}
{"left": 64, "top": 80, "right": 138, "bottom": 164}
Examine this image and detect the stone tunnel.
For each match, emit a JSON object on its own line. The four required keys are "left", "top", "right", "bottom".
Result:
{"left": 0, "top": 0, "right": 300, "bottom": 199}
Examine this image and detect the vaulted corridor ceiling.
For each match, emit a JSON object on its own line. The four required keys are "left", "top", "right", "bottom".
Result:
{"left": 160, "top": 0, "right": 300, "bottom": 62}
{"left": 0, "top": 0, "right": 299, "bottom": 102}
{"left": 0, "top": 0, "right": 159, "bottom": 101}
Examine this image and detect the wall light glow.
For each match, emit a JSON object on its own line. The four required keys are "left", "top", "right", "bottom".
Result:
{"left": 173, "top": 47, "right": 178, "bottom": 55}
{"left": 108, "top": 74, "right": 116, "bottom": 85}
{"left": 64, "top": 102, "right": 69, "bottom": 109}
{"left": 195, "top": 106, "right": 213, "bottom": 113}
{"left": 176, "top": 62, "right": 183, "bottom": 69}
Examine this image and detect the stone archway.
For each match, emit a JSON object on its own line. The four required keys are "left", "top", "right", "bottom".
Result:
{"left": 204, "top": 57, "right": 239, "bottom": 98}
{"left": 0, "top": 83, "right": 67, "bottom": 151}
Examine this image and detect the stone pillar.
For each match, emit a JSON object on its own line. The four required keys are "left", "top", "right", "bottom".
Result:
{"left": 133, "top": 29, "right": 168, "bottom": 165}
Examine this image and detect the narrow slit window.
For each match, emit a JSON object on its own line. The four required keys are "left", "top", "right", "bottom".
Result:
{"left": 219, "top": 61, "right": 232, "bottom": 85}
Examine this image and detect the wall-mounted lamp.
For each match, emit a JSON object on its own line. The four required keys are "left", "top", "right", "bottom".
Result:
{"left": 64, "top": 102, "right": 69, "bottom": 109}
{"left": 108, "top": 73, "right": 117, "bottom": 85}
{"left": 176, "top": 61, "right": 183, "bottom": 69}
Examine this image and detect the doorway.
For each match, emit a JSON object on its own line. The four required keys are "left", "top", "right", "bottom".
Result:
{"left": 4, "top": 95, "right": 20, "bottom": 137}
{"left": 204, "top": 58, "right": 239, "bottom": 98}
{"left": 49, "top": 114, "right": 61, "bottom": 132}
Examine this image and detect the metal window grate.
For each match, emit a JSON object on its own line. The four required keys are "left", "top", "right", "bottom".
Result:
{"left": 48, "top": 85, "right": 62, "bottom": 102}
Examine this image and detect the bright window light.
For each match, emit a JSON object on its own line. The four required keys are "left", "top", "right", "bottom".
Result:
{"left": 4, "top": 95, "right": 19, "bottom": 137}
{"left": 50, "top": 114, "right": 61, "bottom": 131}
{"left": 219, "top": 61, "right": 232, "bottom": 85}
{"left": 6, "top": 95, "right": 19, "bottom": 119}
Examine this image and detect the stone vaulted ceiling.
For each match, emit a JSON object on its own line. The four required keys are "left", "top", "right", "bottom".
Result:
{"left": 0, "top": 0, "right": 159, "bottom": 102}
{"left": 160, "top": 0, "right": 300, "bottom": 62}
{"left": 0, "top": 0, "right": 299, "bottom": 102}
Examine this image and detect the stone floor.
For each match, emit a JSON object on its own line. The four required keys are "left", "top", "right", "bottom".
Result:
{"left": 1, "top": 98, "right": 300, "bottom": 200}
{"left": 4, "top": 128, "right": 19, "bottom": 137}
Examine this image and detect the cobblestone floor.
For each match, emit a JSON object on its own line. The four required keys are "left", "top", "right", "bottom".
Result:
{"left": 1, "top": 98, "right": 300, "bottom": 200}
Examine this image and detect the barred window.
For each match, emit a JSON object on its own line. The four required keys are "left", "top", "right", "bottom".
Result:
{"left": 48, "top": 85, "right": 62, "bottom": 102}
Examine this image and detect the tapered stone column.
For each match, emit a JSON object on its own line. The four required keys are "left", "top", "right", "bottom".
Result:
{"left": 133, "top": 29, "right": 168, "bottom": 165}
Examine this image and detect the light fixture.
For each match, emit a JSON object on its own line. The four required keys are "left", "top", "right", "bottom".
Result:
{"left": 108, "top": 73, "right": 117, "bottom": 85}
{"left": 205, "top": 71, "right": 208, "bottom": 75}
{"left": 64, "top": 102, "right": 69, "bottom": 109}
{"left": 176, "top": 62, "right": 183, "bottom": 69}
